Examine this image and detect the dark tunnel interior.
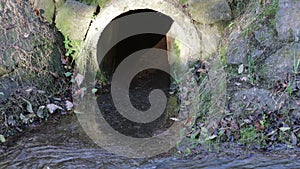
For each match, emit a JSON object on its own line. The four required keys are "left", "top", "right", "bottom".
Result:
{"left": 96, "top": 9, "right": 178, "bottom": 138}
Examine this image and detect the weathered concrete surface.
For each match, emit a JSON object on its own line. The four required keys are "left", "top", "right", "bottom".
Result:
{"left": 78, "top": 0, "right": 201, "bottom": 74}
{"left": 55, "top": 0, "right": 96, "bottom": 40}
{"left": 276, "top": 0, "right": 300, "bottom": 41}
{"left": 196, "top": 23, "right": 223, "bottom": 59}
{"left": 188, "top": 0, "right": 232, "bottom": 24}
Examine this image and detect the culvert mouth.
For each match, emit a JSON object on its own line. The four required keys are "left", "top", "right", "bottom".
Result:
{"left": 96, "top": 9, "right": 177, "bottom": 138}
{"left": 75, "top": 0, "right": 202, "bottom": 158}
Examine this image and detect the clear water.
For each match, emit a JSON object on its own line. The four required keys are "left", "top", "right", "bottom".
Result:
{"left": 0, "top": 115, "right": 299, "bottom": 169}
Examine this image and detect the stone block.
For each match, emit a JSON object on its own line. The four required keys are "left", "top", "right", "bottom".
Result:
{"left": 55, "top": 0, "right": 96, "bottom": 40}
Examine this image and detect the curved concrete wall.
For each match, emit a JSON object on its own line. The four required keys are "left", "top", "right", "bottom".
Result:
{"left": 78, "top": 0, "right": 201, "bottom": 77}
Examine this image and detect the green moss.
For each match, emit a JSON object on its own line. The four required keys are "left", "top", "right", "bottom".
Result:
{"left": 239, "top": 126, "right": 266, "bottom": 147}
{"left": 219, "top": 44, "right": 228, "bottom": 65}
{"left": 75, "top": 0, "right": 110, "bottom": 7}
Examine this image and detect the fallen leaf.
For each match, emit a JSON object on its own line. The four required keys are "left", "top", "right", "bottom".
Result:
{"left": 205, "top": 134, "right": 217, "bottom": 141}
{"left": 46, "top": 104, "right": 63, "bottom": 114}
{"left": 0, "top": 92, "right": 4, "bottom": 96}
{"left": 170, "top": 117, "right": 180, "bottom": 121}
{"left": 279, "top": 127, "right": 290, "bottom": 132}
{"left": 25, "top": 88, "right": 33, "bottom": 93}
{"left": 24, "top": 32, "right": 30, "bottom": 38}
{"left": 37, "top": 106, "right": 45, "bottom": 118}
{"left": 235, "top": 82, "right": 242, "bottom": 86}
{"left": 92, "top": 88, "right": 98, "bottom": 94}
{"left": 65, "top": 101, "right": 73, "bottom": 111}
{"left": 243, "top": 119, "right": 252, "bottom": 124}
{"left": 0, "top": 134, "right": 6, "bottom": 143}
{"left": 64, "top": 72, "right": 72, "bottom": 77}
{"left": 238, "top": 64, "right": 244, "bottom": 74}
{"left": 21, "top": 98, "right": 34, "bottom": 113}
{"left": 266, "top": 130, "right": 277, "bottom": 136}
{"left": 240, "top": 76, "right": 248, "bottom": 81}
{"left": 36, "top": 90, "right": 45, "bottom": 95}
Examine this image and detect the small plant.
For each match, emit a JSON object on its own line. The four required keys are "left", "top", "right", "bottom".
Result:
{"left": 286, "top": 43, "right": 300, "bottom": 96}
{"left": 247, "top": 55, "right": 254, "bottom": 84}
{"left": 179, "top": 0, "right": 187, "bottom": 5}
{"left": 219, "top": 44, "right": 228, "bottom": 65}
{"left": 293, "top": 43, "right": 300, "bottom": 81}
{"left": 239, "top": 126, "right": 265, "bottom": 147}
{"left": 63, "top": 36, "right": 82, "bottom": 64}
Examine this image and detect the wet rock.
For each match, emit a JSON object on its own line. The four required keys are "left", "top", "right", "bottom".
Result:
{"left": 230, "top": 88, "right": 277, "bottom": 115}
{"left": 188, "top": 0, "right": 232, "bottom": 24}
{"left": 55, "top": 0, "right": 96, "bottom": 40}
{"left": 263, "top": 44, "right": 300, "bottom": 82}
{"left": 276, "top": 0, "right": 300, "bottom": 41}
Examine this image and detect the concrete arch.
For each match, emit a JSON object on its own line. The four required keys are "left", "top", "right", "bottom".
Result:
{"left": 77, "top": 0, "right": 201, "bottom": 78}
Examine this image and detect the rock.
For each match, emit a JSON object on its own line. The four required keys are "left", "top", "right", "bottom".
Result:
{"left": 263, "top": 44, "right": 300, "bottom": 82}
{"left": 0, "top": 0, "right": 64, "bottom": 92}
{"left": 55, "top": 0, "right": 96, "bottom": 40}
{"left": 188, "top": 0, "right": 232, "bottom": 24}
{"left": 276, "top": 0, "right": 300, "bottom": 41}
{"left": 230, "top": 88, "right": 277, "bottom": 115}
{"left": 226, "top": 30, "right": 249, "bottom": 64}
{"left": 31, "top": 0, "right": 56, "bottom": 23}
{"left": 196, "top": 24, "right": 222, "bottom": 59}
{"left": 254, "top": 25, "right": 275, "bottom": 48}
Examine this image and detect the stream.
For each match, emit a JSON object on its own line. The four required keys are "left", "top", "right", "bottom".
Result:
{"left": 0, "top": 114, "right": 299, "bottom": 169}
{"left": 1, "top": 69, "right": 300, "bottom": 168}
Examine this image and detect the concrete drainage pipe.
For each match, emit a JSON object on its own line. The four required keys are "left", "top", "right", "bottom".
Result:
{"left": 75, "top": 0, "right": 224, "bottom": 158}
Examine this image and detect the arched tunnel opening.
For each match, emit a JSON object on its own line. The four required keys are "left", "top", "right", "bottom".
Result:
{"left": 96, "top": 9, "right": 179, "bottom": 138}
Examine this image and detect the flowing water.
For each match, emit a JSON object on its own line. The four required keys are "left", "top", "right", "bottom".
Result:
{"left": 0, "top": 114, "right": 299, "bottom": 169}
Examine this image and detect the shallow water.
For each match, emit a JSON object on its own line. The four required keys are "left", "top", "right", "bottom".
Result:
{"left": 0, "top": 115, "right": 299, "bottom": 169}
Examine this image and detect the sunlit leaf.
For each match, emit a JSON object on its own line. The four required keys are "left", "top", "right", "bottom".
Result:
{"left": 279, "top": 127, "right": 290, "bottom": 132}
{"left": 92, "top": 88, "right": 98, "bottom": 94}
{"left": 238, "top": 64, "right": 244, "bottom": 74}
{"left": 46, "top": 104, "right": 63, "bottom": 114}
{"left": 64, "top": 72, "right": 72, "bottom": 77}
{"left": 65, "top": 101, "right": 73, "bottom": 111}
{"left": 37, "top": 106, "right": 45, "bottom": 118}
{"left": 0, "top": 92, "right": 4, "bottom": 96}
{"left": 21, "top": 98, "right": 34, "bottom": 113}
{"left": 0, "top": 134, "right": 5, "bottom": 143}
{"left": 205, "top": 134, "right": 218, "bottom": 141}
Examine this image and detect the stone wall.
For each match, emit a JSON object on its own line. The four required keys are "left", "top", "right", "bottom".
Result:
{"left": 30, "top": 0, "right": 232, "bottom": 59}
